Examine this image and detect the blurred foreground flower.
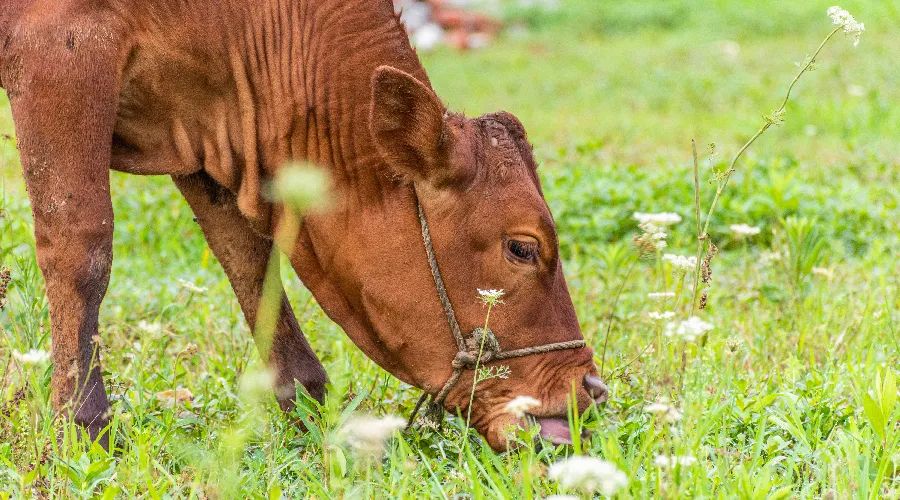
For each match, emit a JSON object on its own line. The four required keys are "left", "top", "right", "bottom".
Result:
{"left": 654, "top": 454, "right": 697, "bottom": 468}
{"left": 729, "top": 223, "right": 761, "bottom": 237}
{"left": 644, "top": 400, "right": 683, "bottom": 423}
{"left": 812, "top": 267, "right": 835, "bottom": 280}
{"left": 648, "top": 292, "right": 675, "bottom": 300}
{"left": 827, "top": 6, "right": 865, "bottom": 46}
{"left": 504, "top": 395, "right": 541, "bottom": 418}
{"left": 633, "top": 212, "right": 682, "bottom": 226}
{"left": 548, "top": 456, "right": 628, "bottom": 496}
{"left": 12, "top": 349, "right": 50, "bottom": 365}
{"left": 665, "top": 316, "right": 714, "bottom": 342}
{"left": 239, "top": 368, "right": 276, "bottom": 403}
{"left": 270, "top": 162, "right": 330, "bottom": 213}
{"left": 156, "top": 387, "right": 194, "bottom": 408}
{"left": 137, "top": 320, "right": 162, "bottom": 335}
{"left": 340, "top": 415, "right": 406, "bottom": 459}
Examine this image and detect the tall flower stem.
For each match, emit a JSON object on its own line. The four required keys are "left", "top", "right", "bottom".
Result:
{"left": 689, "top": 26, "right": 841, "bottom": 314}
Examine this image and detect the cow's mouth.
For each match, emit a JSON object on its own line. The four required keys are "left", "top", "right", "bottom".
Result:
{"left": 533, "top": 416, "right": 574, "bottom": 445}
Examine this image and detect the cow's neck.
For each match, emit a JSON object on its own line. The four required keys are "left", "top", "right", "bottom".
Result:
{"left": 265, "top": 1, "right": 449, "bottom": 386}
{"left": 245, "top": 0, "right": 428, "bottom": 203}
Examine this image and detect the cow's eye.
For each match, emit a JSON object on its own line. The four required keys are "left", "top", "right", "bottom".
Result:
{"left": 505, "top": 237, "right": 540, "bottom": 265}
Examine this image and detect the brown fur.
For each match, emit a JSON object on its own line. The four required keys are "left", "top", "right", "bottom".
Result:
{"left": 0, "top": 0, "right": 605, "bottom": 450}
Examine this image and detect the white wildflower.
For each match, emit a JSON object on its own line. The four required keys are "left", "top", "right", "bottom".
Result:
{"left": 239, "top": 368, "right": 276, "bottom": 402}
{"left": 664, "top": 316, "right": 714, "bottom": 342}
{"left": 137, "top": 320, "right": 162, "bottom": 335}
{"left": 644, "top": 400, "right": 683, "bottom": 423}
{"left": 12, "top": 349, "right": 50, "bottom": 365}
{"left": 477, "top": 288, "right": 505, "bottom": 306}
{"left": 504, "top": 395, "right": 541, "bottom": 418}
{"left": 760, "top": 251, "right": 782, "bottom": 264}
{"left": 640, "top": 222, "right": 669, "bottom": 250}
{"left": 648, "top": 311, "right": 675, "bottom": 321}
{"left": 178, "top": 279, "right": 208, "bottom": 294}
{"left": 827, "top": 6, "right": 865, "bottom": 46}
{"left": 654, "top": 454, "right": 697, "bottom": 468}
{"left": 812, "top": 267, "right": 835, "bottom": 280}
{"left": 340, "top": 415, "right": 406, "bottom": 458}
{"left": 634, "top": 212, "right": 682, "bottom": 226}
{"left": 662, "top": 253, "right": 698, "bottom": 271}
{"left": 648, "top": 292, "right": 675, "bottom": 300}
{"left": 847, "top": 84, "right": 865, "bottom": 97}
{"left": 545, "top": 496, "right": 580, "bottom": 500}
{"left": 729, "top": 224, "right": 761, "bottom": 237}
{"left": 548, "top": 456, "right": 628, "bottom": 496}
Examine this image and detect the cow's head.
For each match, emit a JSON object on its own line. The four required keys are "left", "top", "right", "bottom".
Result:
{"left": 301, "top": 65, "right": 607, "bottom": 450}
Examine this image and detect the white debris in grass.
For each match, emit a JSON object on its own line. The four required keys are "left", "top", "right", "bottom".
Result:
{"left": 548, "top": 456, "right": 628, "bottom": 496}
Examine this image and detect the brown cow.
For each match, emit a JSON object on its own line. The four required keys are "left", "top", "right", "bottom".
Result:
{"left": 0, "top": 0, "right": 607, "bottom": 450}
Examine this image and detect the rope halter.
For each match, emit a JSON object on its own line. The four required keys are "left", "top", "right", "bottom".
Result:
{"left": 406, "top": 188, "right": 586, "bottom": 428}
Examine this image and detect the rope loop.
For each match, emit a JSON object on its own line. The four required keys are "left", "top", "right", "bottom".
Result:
{"left": 405, "top": 187, "right": 589, "bottom": 430}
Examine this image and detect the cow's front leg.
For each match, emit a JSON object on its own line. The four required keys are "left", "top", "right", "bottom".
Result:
{"left": 6, "top": 18, "right": 123, "bottom": 447}
{"left": 173, "top": 173, "right": 328, "bottom": 407}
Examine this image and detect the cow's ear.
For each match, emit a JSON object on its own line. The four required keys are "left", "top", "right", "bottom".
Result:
{"left": 370, "top": 66, "right": 452, "bottom": 185}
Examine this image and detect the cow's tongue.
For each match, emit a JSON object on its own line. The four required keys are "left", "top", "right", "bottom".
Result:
{"left": 536, "top": 417, "right": 573, "bottom": 445}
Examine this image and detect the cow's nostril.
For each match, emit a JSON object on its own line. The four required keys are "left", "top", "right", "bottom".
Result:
{"left": 583, "top": 374, "right": 609, "bottom": 403}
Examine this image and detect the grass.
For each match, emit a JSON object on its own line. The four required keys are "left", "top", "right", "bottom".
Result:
{"left": 1, "top": 0, "right": 898, "bottom": 497}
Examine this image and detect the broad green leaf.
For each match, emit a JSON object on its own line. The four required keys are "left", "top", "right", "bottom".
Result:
{"left": 860, "top": 392, "right": 884, "bottom": 440}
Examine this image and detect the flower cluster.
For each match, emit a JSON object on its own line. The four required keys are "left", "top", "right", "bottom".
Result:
{"left": 648, "top": 292, "right": 675, "bottom": 300}
{"left": 634, "top": 221, "right": 669, "bottom": 253}
{"left": 648, "top": 311, "right": 675, "bottom": 321}
{"left": 633, "top": 212, "right": 682, "bottom": 226}
{"left": 729, "top": 223, "right": 761, "bottom": 237}
{"left": 654, "top": 454, "right": 698, "bottom": 468}
{"left": 477, "top": 288, "right": 505, "bottom": 306}
{"left": 662, "top": 253, "right": 698, "bottom": 271}
{"left": 548, "top": 456, "right": 628, "bottom": 496}
{"left": 644, "top": 400, "right": 683, "bottom": 423}
{"left": 664, "top": 316, "right": 714, "bottom": 342}
{"left": 827, "top": 6, "right": 865, "bottom": 46}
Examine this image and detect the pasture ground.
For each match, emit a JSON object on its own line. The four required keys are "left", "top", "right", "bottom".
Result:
{"left": 1, "top": 1, "right": 898, "bottom": 497}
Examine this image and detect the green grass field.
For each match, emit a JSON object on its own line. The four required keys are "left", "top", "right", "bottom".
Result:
{"left": 1, "top": 1, "right": 898, "bottom": 497}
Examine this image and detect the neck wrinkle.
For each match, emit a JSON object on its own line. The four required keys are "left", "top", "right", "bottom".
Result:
{"left": 292, "top": 0, "right": 427, "bottom": 209}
